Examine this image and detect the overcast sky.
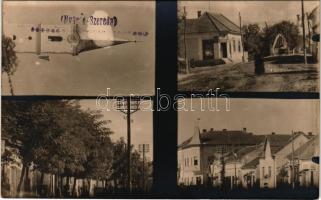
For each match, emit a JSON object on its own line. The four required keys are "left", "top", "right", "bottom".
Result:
{"left": 179, "top": 1, "right": 319, "bottom": 26}
{"left": 178, "top": 99, "right": 319, "bottom": 144}
{"left": 2, "top": 1, "right": 155, "bottom": 96}
{"left": 79, "top": 99, "right": 153, "bottom": 160}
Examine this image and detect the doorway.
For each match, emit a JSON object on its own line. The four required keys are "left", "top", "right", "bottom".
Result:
{"left": 221, "top": 43, "right": 227, "bottom": 58}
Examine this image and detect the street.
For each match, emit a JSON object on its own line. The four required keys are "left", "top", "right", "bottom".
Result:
{"left": 178, "top": 59, "right": 319, "bottom": 92}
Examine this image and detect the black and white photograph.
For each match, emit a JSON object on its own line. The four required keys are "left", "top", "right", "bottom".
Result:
{"left": 1, "top": 99, "right": 153, "bottom": 197}
{"left": 1, "top": 1, "right": 320, "bottom": 199}
{"left": 2, "top": 1, "right": 155, "bottom": 96}
{"left": 177, "top": 98, "right": 319, "bottom": 198}
{"left": 178, "top": 1, "right": 319, "bottom": 92}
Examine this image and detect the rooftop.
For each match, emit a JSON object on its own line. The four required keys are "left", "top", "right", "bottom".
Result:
{"left": 178, "top": 128, "right": 310, "bottom": 154}
{"left": 179, "top": 12, "right": 241, "bottom": 35}
{"left": 286, "top": 135, "right": 319, "bottom": 160}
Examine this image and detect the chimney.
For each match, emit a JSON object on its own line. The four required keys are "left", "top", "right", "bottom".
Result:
{"left": 243, "top": 128, "right": 247, "bottom": 132}
{"left": 202, "top": 129, "right": 207, "bottom": 133}
{"left": 222, "top": 129, "right": 227, "bottom": 131}
{"left": 197, "top": 11, "right": 202, "bottom": 18}
{"left": 271, "top": 132, "right": 275, "bottom": 135}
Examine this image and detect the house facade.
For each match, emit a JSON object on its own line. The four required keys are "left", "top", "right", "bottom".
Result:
{"left": 284, "top": 135, "right": 319, "bottom": 188}
{"left": 179, "top": 11, "right": 246, "bottom": 64}
{"left": 177, "top": 123, "right": 316, "bottom": 189}
{"left": 258, "top": 138, "right": 276, "bottom": 188}
{"left": 178, "top": 125, "right": 264, "bottom": 186}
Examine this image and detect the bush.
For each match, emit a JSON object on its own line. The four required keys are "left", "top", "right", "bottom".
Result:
{"left": 190, "top": 59, "right": 225, "bottom": 68}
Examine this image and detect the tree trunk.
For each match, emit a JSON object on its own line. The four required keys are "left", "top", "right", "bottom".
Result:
{"left": 24, "top": 166, "right": 30, "bottom": 192}
{"left": 17, "top": 165, "right": 26, "bottom": 195}
{"left": 72, "top": 177, "right": 77, "bottom": 197}
{"left": 87, "top": 179, "right": 92, "bottom": 197}
{"left": 59, "top": 175, "right": 63, "bottom": 197}
{"left": 7, "top": 73, "right": 14, "bottom": 96}
{"left": 40, "top": 172, "right": 44, "bottom": 186}
{"left": 38, "top": 172, "right": 44, "bottom": 196}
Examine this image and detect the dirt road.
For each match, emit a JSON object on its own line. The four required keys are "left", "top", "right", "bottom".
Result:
{"left": 178, "top": 61, "right": 319, "bottom": 92}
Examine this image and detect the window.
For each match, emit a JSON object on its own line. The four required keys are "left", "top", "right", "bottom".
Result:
{"left": 28, "top": 36, "right": 32, "bottom": 40}
{"left": 194, "top": 156, "right": 198, "bottom": 166}
{"left": 233, "top": 40, "right": 236, "bottom": 52}
{"left": 12, "top": 35, "right": 16, "bottom": 40}
{"left": 202, "top": 39, "right": 214, "bottom": 60}
{"left": 229, "top": 42, "right": 232, "bottom": 55}
{"left": 268, "top": 166, "right": 272, "bottom": 177}
{"left": 238, "top": 41, "right": 241, "bottom": 52}
{"left": 262, "top": 167, "right": 265, "bottom": 176}
{"left": 48, "top": 36, "right": 63, "bottom": 42}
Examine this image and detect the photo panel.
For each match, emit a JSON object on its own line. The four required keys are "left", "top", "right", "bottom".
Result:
{"left": 177, "top": 1, "right": 319, "bottom": 93}
{"left": 2, "top": 1, "right": 155, "bottom": 96}
{"left": 1, "top": 98, "right": 154, "bottom": 197}
{"left": 177, "top": 98, "right": 319, "bottom": 198}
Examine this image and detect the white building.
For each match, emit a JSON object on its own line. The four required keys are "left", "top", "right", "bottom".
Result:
{"left": 284, "top": 135, "right": 319, "bottom": 187}
{"left": 178, "top": 11, "right": 247, "bottom": 65}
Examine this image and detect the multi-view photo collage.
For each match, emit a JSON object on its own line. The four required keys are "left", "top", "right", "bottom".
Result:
{"left": 1, "top": 0, "right": 320, "bottom": 199}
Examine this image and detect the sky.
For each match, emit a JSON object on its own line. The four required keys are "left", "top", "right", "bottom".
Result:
{"left": 179, "top": 1, "right": 319, "bottom": 26}
{"left": 2, "top": 1, "right": 155, "bottom": 96}
{"left": 178, "top": 98, "right": 319, "bottom": 144}
{"left": 79, "top": 99, "right": 153, "bottom": 160}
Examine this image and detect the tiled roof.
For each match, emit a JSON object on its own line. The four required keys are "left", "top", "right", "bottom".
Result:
{"left": 179, "top": 12, "right": 241, "bottom": 35}
{"left": 202, "top": 131, "right": 264, "bottom": 145}
{"left": 266, "top": 134, "right": 292, "bottom": 154}
{"left": 241, "top": 157, "right": 260, "bottom": 169}
{"left": 286, "top": 135, "right": 319, "bottom": 160}
{"left": 178, "top": 128, "right": 296, "bottom": 150}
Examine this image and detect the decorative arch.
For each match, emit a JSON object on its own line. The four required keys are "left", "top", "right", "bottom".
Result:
{"left": 271, "top": 33, "right": 288, "bottom": 55}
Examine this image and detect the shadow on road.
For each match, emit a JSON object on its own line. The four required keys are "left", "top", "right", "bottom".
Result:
{"left": 264, "top": 70, "right": 318, "bottom": 75}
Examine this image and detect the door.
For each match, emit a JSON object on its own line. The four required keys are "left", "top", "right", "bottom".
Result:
{"left": 196, "top": 176, "right": 202, "bottom": 185}
{"left": 202, "top": 39, "right": 214, "bottom": 60}
{"left": 221, "top": 43, "right": 227, "bottom": 58}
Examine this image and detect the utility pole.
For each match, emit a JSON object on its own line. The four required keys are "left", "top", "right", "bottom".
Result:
{"left": 139, "top": 144, "right": 150, "bottom": 192}
{"left": 291, "top": 130, "right": 295, "bottom": 189}
{"left": 127, "top": 98, "right": 131, "bottom": 192}
{"left": 219, "top": 146, "right": 226, "bottom": 190}
{"left": 117, "top": 98, "right": 140, "bottom": 193}
{"left": 233, "top": 151, "right": 237, "bottom": 189}
{"left": 183, "top": 6, "right": 189, "bottom": 74}
{"left": 239, "top": 12, "right": 245, "bottom": 62}
{"left": 306, "top": 12, "right": 311, "bottom": 53}
{"left": 301, "top": 0, "right": 307, "bottom": 64}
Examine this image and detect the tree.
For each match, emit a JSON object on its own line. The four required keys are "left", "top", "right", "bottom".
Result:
{"left": 109, "top": 138, "right": 151, "bottom": 192}
{"left": 1, "top": 100, "right": 115, "bottom": 196}
{"left": 110, "top": 138, "right": 128, "bottom": 189}
{"left": 263, "top": 20, "right": 300, "bottom": 52}
{"left": 243, "top": 21, "right": 300, "bottom": 58}
{"left": 2, "top": 35, "right": 18, "bottom": 95}
{"left": 242, "top": 24, "right": 264, "bottom": 59}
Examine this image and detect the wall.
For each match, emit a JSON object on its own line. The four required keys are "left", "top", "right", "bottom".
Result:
{"left": 226, "top": 33, "right": 244, "bottom": 62}
{"left": 299, "top": 160, "right": 319, "bottom": 187}
{"left": 179, "top": 32, "right": 245, "bottom": 63}
{"left": 259, "top": 157, "right": 276, "bottom": 188}
{"left": 274, "top": 134, "right": 309, "bottom": 183}
{"left": 177, "top": 146, "right": 202, "bottom": 185}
